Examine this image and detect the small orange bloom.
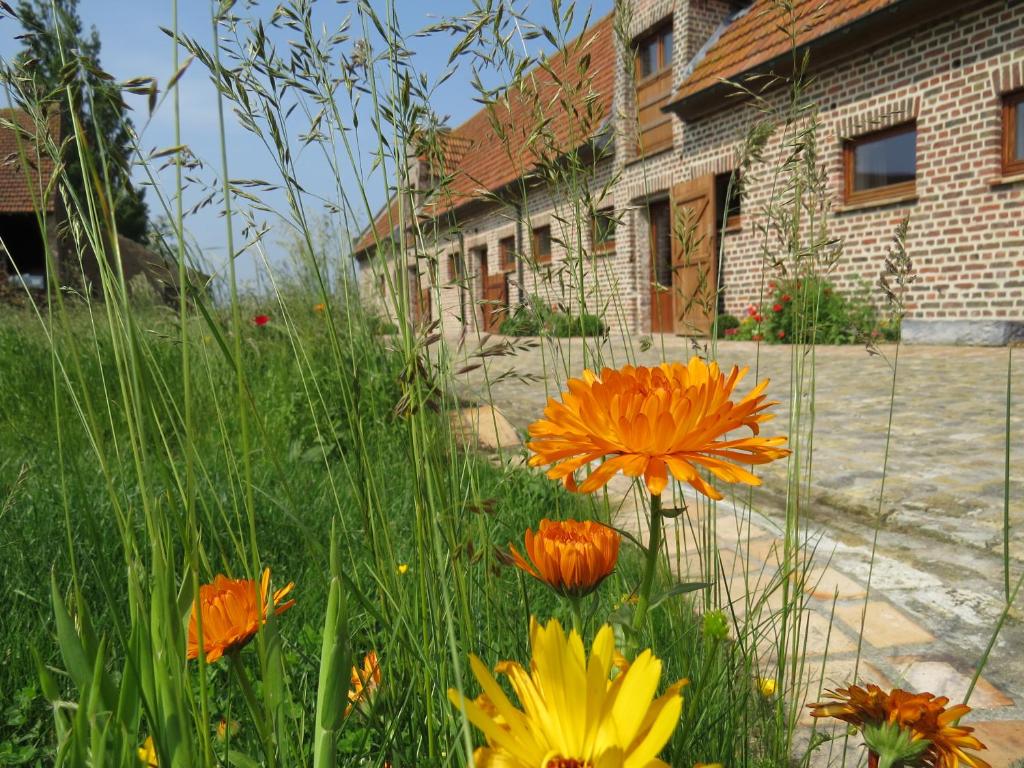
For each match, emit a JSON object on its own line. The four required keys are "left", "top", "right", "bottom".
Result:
{"left": 347, "top": 651, "right": 381, "bottom": 716}
{"left": 187, "top": 569, "right": 295, "bottom": 663}
{"left": 809, "top": 684, "right": 989, "bottom": 768}
{"left": 313, "top": 303, "right": 326, "bottom": 313}
{"left": 509, "top": 519, "right": 620, "bottom": 598}
{"left": 527, "top": 359, "right": 789, "bottom": 498}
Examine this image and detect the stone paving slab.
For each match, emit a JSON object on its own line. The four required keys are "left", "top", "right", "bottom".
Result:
{"left": 453, "top": 333, "right": 1024, "bottom": 766}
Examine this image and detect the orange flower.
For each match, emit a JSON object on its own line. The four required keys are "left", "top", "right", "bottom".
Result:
{"left": 347, "top": 651, "right": 381, "bottom": 716}
{"left": 809, "top": 684, "right": 989, "bottom": 768}
{"left": 313, "top": 303, "right": 326, "bottom": 313}
{"left": 509, "top": 519, "right": 620, "bottom": 597}
{"left": 527, "top": 360, "right": 789, "bottom": 498}
{"left": 187, "top": 569, "right": 295, "bottom": 663}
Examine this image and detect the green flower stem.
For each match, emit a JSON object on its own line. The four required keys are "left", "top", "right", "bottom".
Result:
{"left": 229, "top": 652, "right": 274, "bottom": 764}
{"left": 632, "top": 492, "right": 663, "bottom": 631}
{"left": 568, "top": 595, "right": 584, "bottom": 636}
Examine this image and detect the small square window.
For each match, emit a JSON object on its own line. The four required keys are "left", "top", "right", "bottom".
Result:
{"left": 1003, "top": 90, "right": 1024, "bottom": 176}
{"left": 591, "top": 209, "right": 617, "bottom": 253}
{"left": 844, "top": 123, "right": 917, "bottom": 204}
{"left": 498, "top": 235, "right": 517, "bottom": 271}
{"left": 532, "top": 225, "right": 552, "bottom": 264}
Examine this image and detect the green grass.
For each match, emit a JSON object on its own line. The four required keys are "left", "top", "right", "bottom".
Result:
{"left": 0, "top": 297, "right": 792, "bottom": 767}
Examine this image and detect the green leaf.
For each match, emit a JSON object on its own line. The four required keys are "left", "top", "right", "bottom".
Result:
{"left": 226, "top": 750, "right": 261, "bottom": 768}
{"left": 49, "top": 571, "right": 93, "bottom": 695}
{"left": 650, "top": 582, "right": 712, "bottom": 610}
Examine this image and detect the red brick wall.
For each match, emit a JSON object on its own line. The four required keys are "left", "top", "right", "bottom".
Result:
{"left": 680, "top": 1, "right": 1024, "bottom": 323}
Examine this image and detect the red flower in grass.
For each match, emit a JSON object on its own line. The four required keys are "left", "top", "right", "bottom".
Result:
{"left": 777, "top": 330, "right": 786, "bottom": 339}
{"left": 782, "top": 294, "right": 792, "bottom": 302}
{"left": 772, "top": 303, "right": 783, "bottom": 313}
{"left": 752, "top": 333, "right": 764, "bottom": 341}
{"left": 253, "top": 314, "right": 270, "bottom": 327}
{"left": 754, "top": 314, "right": 763, "bottom": 323}
{"left": 724, "top": 327, "right": 738, "bottom": 336}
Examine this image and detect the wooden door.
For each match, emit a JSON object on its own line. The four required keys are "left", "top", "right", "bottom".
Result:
{"left": 478, "top": 248, "right": 508, "bottom": 333}
{"left": 409, "top": 267, "right": 431, "bottom": 326}
{"left": 671, "top": 176, "right": 717, "bottom": 336}
{"left": 648, "top": 200, "right": 674, "bottom": 333}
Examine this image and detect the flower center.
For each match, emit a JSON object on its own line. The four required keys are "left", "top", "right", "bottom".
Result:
{"left": 547, "top": 759, "right": 593, "bottom": 768}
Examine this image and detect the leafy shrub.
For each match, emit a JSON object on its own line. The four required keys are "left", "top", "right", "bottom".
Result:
{"left": 550, "top": 311, "right": 607, "bottom": 338}
{"left": 501, "top": 295, "right": 607, "bottom": 337}
{"left": 716, "top": 313, "right": 740, "bottom": 338}
{"left": 500, "top": 303, "right": 545, "bottom": 336}
{"left": 724, "top": 276, "right": 896, "bottom": 344}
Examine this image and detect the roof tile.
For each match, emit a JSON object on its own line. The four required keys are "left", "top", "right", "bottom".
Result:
{"left": 354, "top": 13, "right": 615, "bottom": 256}
{"left": 0, "top": 107, "right": 60, "bottom": 214}
{"left": 674, "top": 0, "right": 900, "bottom": 105}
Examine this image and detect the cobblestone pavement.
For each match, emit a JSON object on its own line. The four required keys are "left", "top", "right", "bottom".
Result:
{"left": 452, "top": 334, "right": 1024, "bottom": 766}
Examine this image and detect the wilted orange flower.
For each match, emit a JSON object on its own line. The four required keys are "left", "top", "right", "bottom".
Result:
{"left": 215, "top": 718, "right": 240, "bottom": 742}
{"left": 187, "top": 569, "right": 295, "bottom": 663}
{"left": 509, "top": 518, "right": 620, "bottom": 598}
{"left": 527, "top": 359, "right": 789, "bottom": 498}
{"left": 347, "top": 651, "right": 381, "bottom": 716}
{"left": 809, "top": 684, "right": 989, "bottom": 768}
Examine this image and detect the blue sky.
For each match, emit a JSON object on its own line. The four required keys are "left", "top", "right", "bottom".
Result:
{"left": 0, "top": 0, "right": 613, "bottom": 291}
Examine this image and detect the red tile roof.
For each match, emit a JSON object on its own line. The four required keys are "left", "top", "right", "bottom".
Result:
{"left": 0, "top": 107, "right": 60, "bottom": 214}
{"left": 354, "top": 12, "right": 615, "bottom": 257}
{"left": 352, "top": 192, "right": 408, "bottom": 256}
{"left": 673, "top": 0, "right": 901, "bottom": 108}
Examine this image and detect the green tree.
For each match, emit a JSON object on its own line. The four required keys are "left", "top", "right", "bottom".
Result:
{"left": 12, "top": 0, "right": 149, "bottom": 242}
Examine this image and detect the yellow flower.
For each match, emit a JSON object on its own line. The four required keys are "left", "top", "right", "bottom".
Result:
{"left": 808, "top": 684, "right": 989, "bottom": 768}
{"left": 397, "top": 563, "right": 409, "bottom": 575}
{"left": 759, "top": 678, "right": 777, "bottom": 697}
{"left": 509, "top": 518, "right": 620, "bottom": 598}
{"left": 137, "top": 736, "right": 158, "bottom": 766}
{"left": 187, "top": 569, "right": 295, "bottom": 663}
{"left": 527, "top": 360, "right": 789, "bottom": 499}
{"left": 347, "top": 650, "right": 381, "bottom": 717}
{"left": 313, "top": 302, "right": 326, "bottom": 313}
{"left": 695, "top": 763, "right": 724, "bottom": 768}
{"left": 449, "top": 617, "right": 686, "bottom": 768}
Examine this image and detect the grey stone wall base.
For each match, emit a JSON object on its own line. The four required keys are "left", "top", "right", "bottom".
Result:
{"left": 902, "top": 319, "right": 1024, "bottom": 346}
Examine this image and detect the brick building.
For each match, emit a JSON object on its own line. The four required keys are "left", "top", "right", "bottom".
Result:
{"left": 353, "top": 0, "right": 1024, "bottom": 345}
{"left": 0, "top": 107, "right": 209, "bottom": 303}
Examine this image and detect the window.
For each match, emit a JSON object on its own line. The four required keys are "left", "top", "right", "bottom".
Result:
{"left": 714, "top": 172, "right": 742, "bottom": 230}
{"left": 446, "top": 252, "right": 464, "bottom": 283}
{"left": 634, "top": 20, "right": 674, "bottom": 157}
{"left": 1003, "top": 90, "right": 1024, "bottom": 176}
{"left": 532, "top": 225, "right": 552, "bottom": 264}
{"left": 499, "top": 235, "right": 517, "bottom": 271}
{"left": 844, "top": 123, "right": 917, "bottom": 204}
{"left": 591, "top": 208, "right": 617, "bottom": 254}
{"left": 637, "top": 24, "right": 672, "bottom": 79}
